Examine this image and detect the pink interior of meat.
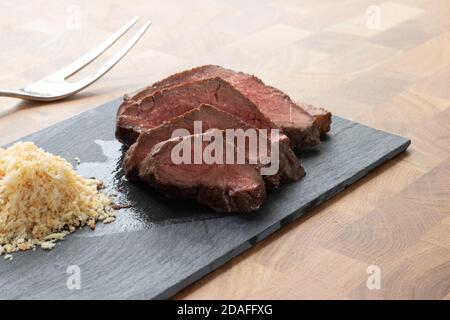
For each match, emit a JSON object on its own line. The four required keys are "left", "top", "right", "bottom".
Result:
{"left": 143, "top": 137, "right": 266, "bottom": 212}
{"left": 120, "top": 77, "right": 275, "bottom": 131}
{"left": 150, "top": 65, "right": 315, "bottom": 128}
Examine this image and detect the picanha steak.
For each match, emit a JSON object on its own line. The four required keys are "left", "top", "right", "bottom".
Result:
{"left": 116, "top": 77, "right": 276, "bottom": 146}
{"left": 120, "top": 65, "right": 332, "bottom": 149}
{"left": 115, "top": 65, "right": 332, "bottom": 212}
{"left": 123, "top": 104, "right": 305, "bottom": 189}
{"left": 138, "top": 133, "right": 267, "bottom": 213}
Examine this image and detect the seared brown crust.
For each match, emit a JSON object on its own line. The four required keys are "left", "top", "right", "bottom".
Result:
{"left": 298, "top": 102, "right": 332, "bottom": 134}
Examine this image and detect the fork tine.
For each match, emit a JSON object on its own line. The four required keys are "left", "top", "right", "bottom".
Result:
{"left": 70, "top": 21, "right": 151, "bottom": 93}
{"left": 46, "top": 16, "right": 140, "bottom": 81}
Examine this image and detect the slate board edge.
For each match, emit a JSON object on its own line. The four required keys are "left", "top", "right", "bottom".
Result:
{"left": 154, "top": 139, "right": 411, "bottom": 299}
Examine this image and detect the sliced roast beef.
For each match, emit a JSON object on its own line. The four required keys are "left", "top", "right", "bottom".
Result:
{"left": 123, "top": 104, "right": 305, "bottom": 189}
{"left": 124, "top": 65, "right": 331, "bottom": 148}
{"left": 138, "top": 133, "right": 266, "bottom": 213}
{"left": 116, "top": 77, "right": 276, "bottom": 146}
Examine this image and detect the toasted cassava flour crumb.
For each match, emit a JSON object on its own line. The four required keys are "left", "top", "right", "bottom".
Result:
{"left": 40, "top": 241, "right": 57, "bottom": 251}
{"left": 0, "top": 142, "right": 115, "bottom": 255}
{"left": 103, "top": 216, "right": 116, "bottom": 224}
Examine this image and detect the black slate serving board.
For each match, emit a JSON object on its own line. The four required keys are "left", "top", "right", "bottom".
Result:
{"left": 0, "top": 98, "right": 410, "bottom": 299}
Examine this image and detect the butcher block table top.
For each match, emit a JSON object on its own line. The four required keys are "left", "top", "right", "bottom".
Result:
{"left": 1, "top": 0, "right": 449, "bottom": 300}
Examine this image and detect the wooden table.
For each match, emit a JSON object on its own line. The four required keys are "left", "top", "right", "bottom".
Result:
{"left": 1, "top": 0, "right": 449, "bottom": 299}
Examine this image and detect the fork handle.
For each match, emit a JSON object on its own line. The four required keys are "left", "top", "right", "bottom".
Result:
{"left": 0, "top": 89, "right": 29, "bottom": 99}
{"left": 0, "top": 89, "right": 53, "bottom": 101}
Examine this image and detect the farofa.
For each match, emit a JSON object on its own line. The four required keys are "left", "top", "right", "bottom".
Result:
{"left": 0, "top": 142, "right": 114, "bottom": 254}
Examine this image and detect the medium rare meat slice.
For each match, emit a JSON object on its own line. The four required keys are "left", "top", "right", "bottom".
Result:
{"left": 138, "top": 134, "right": 266, "bottom": 213}
{"left": 151, "top": 65, "right": 332, "bottom": 136}
{"left": 125, "top": 65, "right": 331, "bottom": 148}
{"left": 116, "top": 77, "right": 276, "bottom": 146}
{"left": 123, "top": 104, "right": 305, "bottom": 189}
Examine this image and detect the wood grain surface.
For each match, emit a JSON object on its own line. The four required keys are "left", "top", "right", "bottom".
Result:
{"left": 0, "top": 0, "right": 449, "bottom": 299}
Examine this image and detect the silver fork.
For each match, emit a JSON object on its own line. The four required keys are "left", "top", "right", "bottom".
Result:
{"left": 0, "top": 16, "right": 151, "bottom": 101}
